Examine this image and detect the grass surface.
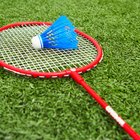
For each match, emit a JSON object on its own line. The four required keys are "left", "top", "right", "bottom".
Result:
{"left": 0, "top": 0, "right": 140, "bottom": 139}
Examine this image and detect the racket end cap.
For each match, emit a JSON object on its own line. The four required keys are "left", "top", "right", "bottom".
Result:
{"left": 31, "top": 35, "right": 42, "bottom": 49}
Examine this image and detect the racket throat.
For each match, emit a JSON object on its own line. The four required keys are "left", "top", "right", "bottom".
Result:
{"left": 70, "top": 70, "right": 84, "bottom": 85}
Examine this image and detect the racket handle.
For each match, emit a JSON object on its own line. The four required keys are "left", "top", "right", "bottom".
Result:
{"left": 71, "top": 72, "right": 140, "bottom": 140}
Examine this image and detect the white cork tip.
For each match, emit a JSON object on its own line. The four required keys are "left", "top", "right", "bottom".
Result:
{"left": 31, "top": 35, "right": 42, "bottom": 49}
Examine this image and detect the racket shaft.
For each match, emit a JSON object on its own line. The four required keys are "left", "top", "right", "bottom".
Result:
{"left": 71, "top": 72, "right": 140, "bottom": 140}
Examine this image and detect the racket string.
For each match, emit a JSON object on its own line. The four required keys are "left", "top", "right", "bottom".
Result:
{"left": 0, "top": 25, "right": 97, "bottom": 72}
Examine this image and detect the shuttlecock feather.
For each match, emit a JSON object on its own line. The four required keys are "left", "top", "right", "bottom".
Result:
{"left": 31, "top": 16, "right": 78, "bottom": 50}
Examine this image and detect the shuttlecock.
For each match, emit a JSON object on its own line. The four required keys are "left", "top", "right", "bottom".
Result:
{"left": 31, "top": 16, "right": 78, "bottom": 50}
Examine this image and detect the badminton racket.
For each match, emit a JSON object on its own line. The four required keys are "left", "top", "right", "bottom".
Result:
{"left": 0, "top": 22, "right": 140, "bottom": 140}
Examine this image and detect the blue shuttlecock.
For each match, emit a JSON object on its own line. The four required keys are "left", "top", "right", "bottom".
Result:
{"left": 31, "top": 16, "right": 78, "bottom": 50}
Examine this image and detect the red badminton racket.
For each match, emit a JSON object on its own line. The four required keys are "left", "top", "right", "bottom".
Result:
{"left": 0, "top": 22, "right": 140, "bottom": 140}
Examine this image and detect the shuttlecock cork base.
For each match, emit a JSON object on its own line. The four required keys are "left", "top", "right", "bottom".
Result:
{"left": 31, "top": 16, "right": 78, "bottom": 50}
{"left": 31, "top": 35, "right": 43, "bottom": 49}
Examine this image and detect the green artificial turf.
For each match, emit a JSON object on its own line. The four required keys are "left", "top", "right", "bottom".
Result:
{"left": 0, "top": 0, "right": 140, "bottom": 139}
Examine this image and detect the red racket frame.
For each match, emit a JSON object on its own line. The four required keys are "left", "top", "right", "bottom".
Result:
{"left": 0, "top": 22, "right": 102, "bottom": 78}
{"left": 0, "top": 22, "right": 140, "bottom": 140}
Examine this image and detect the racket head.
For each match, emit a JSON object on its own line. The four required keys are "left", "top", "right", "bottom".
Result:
{"left": 0, "top": 22, "right": 103, "bottom": 78}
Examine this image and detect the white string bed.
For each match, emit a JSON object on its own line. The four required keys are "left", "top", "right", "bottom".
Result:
{"left": 0, "top": 24, "right": 97, "bottom": 72}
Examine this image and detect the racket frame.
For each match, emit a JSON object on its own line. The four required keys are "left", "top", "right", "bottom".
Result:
{"left": 0, "top": 22, "right": 102, "bottom": 78}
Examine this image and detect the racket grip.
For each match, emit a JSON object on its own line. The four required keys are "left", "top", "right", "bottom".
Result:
{"left": 71, "top": 72, "right": 140, "bottom": 140}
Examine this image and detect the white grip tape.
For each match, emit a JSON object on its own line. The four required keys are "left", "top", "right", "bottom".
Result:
{"left": 106, "top": 106, "right": 125, "bottom": 126}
